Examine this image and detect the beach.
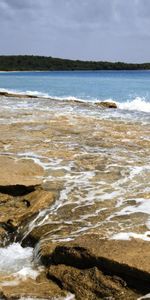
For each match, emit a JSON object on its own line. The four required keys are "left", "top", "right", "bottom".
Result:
{"left": 0, "top": 71, "right": 150, "bottom": 299}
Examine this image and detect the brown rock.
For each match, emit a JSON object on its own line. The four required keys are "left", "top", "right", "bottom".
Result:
{"left": 21, "top": 223, "right": 59, "bottom": 247}
{"left": 0, "top": 91, "right": 38, "bottom": 98}
{"left": 48, "top": 265, "right": 137, "bottom": 300}
{"left": 0, "top": 157, "right": 44, "bottom": 186}
{"left": 0, "top": 227, "right": 8, "bottom": 247}
{"left": 0, "top": 271, "right": 67, "bottom": 300}
{"left": 96, "top": 101, "right": 117, "bottom": 109}
{"left": 0, "top": 185, "right": 57, "bottom": 246}
{"left": 39, "top": 235, "right": 150, "bottom": 296}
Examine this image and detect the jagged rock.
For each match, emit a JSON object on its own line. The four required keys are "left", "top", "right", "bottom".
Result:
{"left": 48, "top": 264, "right": 137, "bottom": 300}
{"left": 96, "top": 101, "right": 117, "bottom": 109}
{"left": 0, "top": 185, "right": 57, "bottom": 246}
{"left": 39, "top": 235, "right": 150, "bottom": 298}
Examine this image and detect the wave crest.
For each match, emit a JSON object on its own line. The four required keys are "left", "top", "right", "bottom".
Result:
{"left": 118, "top": 97, "right": 150, "bottom": 113}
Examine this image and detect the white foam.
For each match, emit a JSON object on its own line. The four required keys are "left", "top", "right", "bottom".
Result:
{"left": 18, "top": 294, "right": 75, "bottom": 300}
{"left": 116, "top": 199, "right": 150, "bottom": 216}
{"left": 0, "top": 88, "right": 84, "bottom": 103}
{"left": 1, "top": 88, "right": 150, "bottom": 113}
{"left": 129, "top": 165, "right": 150, "bottom": 180}
{"left": 62, "top": 295, "right": 75, "bottom": 300}
{"left": 118, "top": 97, "right": 150, "bottom": 113}
{"left": 15, "top": 267, "right": 39, "bottom": 280}
{"left": 1, "top": 266, "right": 39, "bottom": 287}
{"left": 138, "top": 293, "right": 150, "bottom": 299}
{"left": 0, "top": 243, "right": 33, "bottom": 275}
{"left": 111, "top": 231, "right": 150, "bottom": 241}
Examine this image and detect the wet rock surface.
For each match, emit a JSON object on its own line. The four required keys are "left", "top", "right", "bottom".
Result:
{"left": 0, "top": 184, "right": 57, "bottom": 246}
{"left": 48, "top": 265, "right": 137, "bottom": 300}
{"left": 0, "top": 91, "right": 39, "bottom": 98}
{"left": 38, "top": 235, "right": 150, "bottom": 299}
{"left": 96, "top": 101, "right": 117, "bottom": 109}
{"left": 0, "top": 91, "right": 118, "bottom": 109}
{"left": 0, "top": 95, "right": 149, "bottom": 299}
{"left": 0, "top": 271, "right": 67, "bottom": 300}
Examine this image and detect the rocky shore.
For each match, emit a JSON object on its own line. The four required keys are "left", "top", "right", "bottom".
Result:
{"left": 0, "top": 91, "right": 117, "bottom": 109}
{"left": 0, "top": 176, "right": 150, "bottom": 300}
{"left": 0, "top": 94, "right": 150, "bottom": 299}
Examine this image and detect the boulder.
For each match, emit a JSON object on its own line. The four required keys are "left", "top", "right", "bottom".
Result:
{"left": 96, "top": 101, "right": 117, "bottom": 109}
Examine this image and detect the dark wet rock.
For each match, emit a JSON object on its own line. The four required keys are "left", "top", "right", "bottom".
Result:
{"left": 21, "top": 223, "right": 58, "bottom": 247}
{"left": 48, "top": 264, "right": 137, "bottom": 300}
{"left": 0, "top": 184, "right": 36, "bottom": 197}
{"left": 0, "top": 91, "right": 38, "bottom": 98}
{"left": 96, "top": 101, "right": 117, "bottom": 109}
{"left": 0, "top": 227, "right": 8, "bottom": 247}
{"left": 39, "top": 235, "right": 150, "bottom": 298}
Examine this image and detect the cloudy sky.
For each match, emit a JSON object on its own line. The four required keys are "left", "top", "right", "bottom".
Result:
{"left": 0, "top": 0, "right": 150, "bottom": 62}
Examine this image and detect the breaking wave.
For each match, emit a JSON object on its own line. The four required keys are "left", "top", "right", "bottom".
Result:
{"left": 0, "top": 88, "right": 150, "bottom": 113}
{"left": 118, "top": 97, "right": 150, "bottom": 113}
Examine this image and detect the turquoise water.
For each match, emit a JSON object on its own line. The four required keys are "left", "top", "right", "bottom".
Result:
{"left": 0, "top": 71, "right": 150, "bottom": 112}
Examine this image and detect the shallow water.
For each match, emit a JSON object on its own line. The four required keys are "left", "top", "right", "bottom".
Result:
{"left": 0, "top": 96, "right": 149, "bottom": 244}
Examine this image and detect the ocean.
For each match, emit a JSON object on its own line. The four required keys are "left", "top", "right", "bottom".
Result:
{"left": 0, "top": 70, "right": 150, "bottom": 112}
{"left": 0, "top": 70, "right": 150, "bottom": 298}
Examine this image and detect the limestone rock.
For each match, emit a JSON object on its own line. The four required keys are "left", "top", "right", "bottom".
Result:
{"left": 39, "top": 235, "right": 150, "bottom": 297}
{"left": 0, "top": 157, "right": 44, "bottom": 186}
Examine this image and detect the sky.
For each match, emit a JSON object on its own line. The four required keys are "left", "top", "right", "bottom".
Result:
{"left": 0, "top": 0, "right": 150, "bottom": 62}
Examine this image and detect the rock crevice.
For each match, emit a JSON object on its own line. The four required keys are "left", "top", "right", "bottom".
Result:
{"left": 38, "top": 235, "right": 150, "bottom": 299}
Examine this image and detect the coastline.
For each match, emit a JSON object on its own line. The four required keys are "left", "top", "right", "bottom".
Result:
{"left": 1, "top": 69, "right": 150, "bottom": 72}
{"left": 1, "top": 55, "right": 150, "bottom": 71}
{"left": 0, "top": 92, "right": 150, "bottom": 298}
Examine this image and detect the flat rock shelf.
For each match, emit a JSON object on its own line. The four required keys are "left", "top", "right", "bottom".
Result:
{"left": 0, "top": 94, "right": 150, "bottom": 300}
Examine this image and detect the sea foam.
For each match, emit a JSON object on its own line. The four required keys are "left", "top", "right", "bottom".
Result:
{"left": 0, "top": 243, "right": 33, "bottom": 274}
{"left": 118, "top": 97, "right": 150, "bottom": 113}
{"left": 1, "top": 88, "right": 150, "bottom": 113}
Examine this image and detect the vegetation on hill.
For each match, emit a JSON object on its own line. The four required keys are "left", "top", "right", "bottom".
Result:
{"left": 0, "top": 55, "right": 150, "bottom": 71}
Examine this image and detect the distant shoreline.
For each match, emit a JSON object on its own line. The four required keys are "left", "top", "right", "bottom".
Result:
{"left": 1, "top": 55, "right": 150, "bottom": 71}
{"left": 0, "top": 69, "right": 150, "bottom": 73}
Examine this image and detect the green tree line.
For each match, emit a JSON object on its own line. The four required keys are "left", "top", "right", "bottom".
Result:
{"left": 0, "top": 55, "right": 150, "bottom": 71}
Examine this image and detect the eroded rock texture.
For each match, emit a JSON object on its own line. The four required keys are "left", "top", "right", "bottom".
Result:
{"left": 37, "top": 235, "right": 150, "bottom": 299}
